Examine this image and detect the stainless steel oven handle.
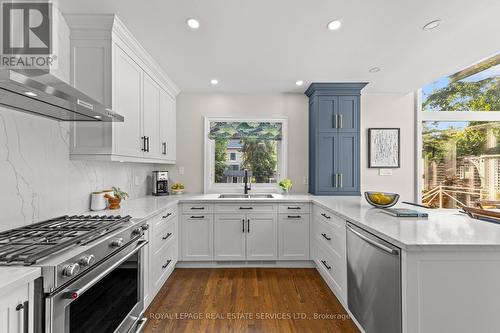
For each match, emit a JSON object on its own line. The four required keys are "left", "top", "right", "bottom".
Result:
{"left": 56, "top": 240, "right": 148, "bottom": 299}
{"left": 347, "top": 225, "right": 398, "bottom": 254}
{"left": 135, "top": 317, "right": 148, "bottom": 332}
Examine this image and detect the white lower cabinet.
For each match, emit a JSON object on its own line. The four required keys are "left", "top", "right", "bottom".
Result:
{"left": 214, "top": 213, "right": 278, "bottom": 261}
{"left": 0, "top": 284, "right": 29, "bottom": 333}
{"left": 214, "top": 214, "right": 246, "bottom": 260}
{"left": 144, "top": 206, "right": 178, "bottom": 308}
{"left": 246, "top": 214, "right": 278, "bottom": 260}
{"left": 278, "top": 214, "right": 310, "bottom": 260}
{"left": 181, "top": 214, "right": 214, "bottom": 261}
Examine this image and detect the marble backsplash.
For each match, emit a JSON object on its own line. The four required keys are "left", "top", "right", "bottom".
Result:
{"left": 0, "top": 107, "right": 159, "bottom": 232}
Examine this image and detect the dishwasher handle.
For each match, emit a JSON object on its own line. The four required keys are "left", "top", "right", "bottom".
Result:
{"left": 346, "top": 224, "right": 398, "bottom": 255}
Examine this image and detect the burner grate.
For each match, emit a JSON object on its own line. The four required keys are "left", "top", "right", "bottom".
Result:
{"left": 0, "top": 215, "right": 131, "bottom": 265}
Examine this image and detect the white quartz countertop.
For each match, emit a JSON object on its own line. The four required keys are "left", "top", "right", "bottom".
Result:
{"left": 0, "top": 267, "right": 41, "bottom": 296}
{"left": 86, "top": 193, "right": 500, "bottom": 250}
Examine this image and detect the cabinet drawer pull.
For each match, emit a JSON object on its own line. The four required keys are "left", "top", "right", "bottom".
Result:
{"left": 287, "top": 215, "right": 301, "bottom": 219}
{"left": 162, "top": 260, "right": 172, "bottom": 269}
{"left": 190, "top": 207, "right": 205, "bottom": 210}
{"left": 162, "top": 213, "right": 172, "bottom": 219}
{"left": 321, "top": 260, "right": 332, "bottom": 270}
{"left": 239, "top": 207, "right": 253, "bottom": 210}
{"left": 190, "top": 215, "right": 205, "bottom": 219}
{"left": 321, "top": 233, "right": 331, "bottom": 241}
{"left": 287, "top": 206, "right": 301, "bottom": 210}
{"left": 321, "top": 213, "right": 331, "bottom": 219}
{"left": 162, "top": 232, "right": 172, "bottom": 240}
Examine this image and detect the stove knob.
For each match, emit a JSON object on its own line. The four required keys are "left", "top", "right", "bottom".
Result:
{"left": 79, "top": 254, "right": 95, "bottom": 267}
{"left": 131, "top": 227, "right": 143, "bottom": 236}
{"left": 61, "top": 263, "right": 80, "bottom": 277}
{"left": 110, "top": 238, "right": 124, "bottom": 248}
{"left": 141, "top": 224, "right": 149, "bottom": 231}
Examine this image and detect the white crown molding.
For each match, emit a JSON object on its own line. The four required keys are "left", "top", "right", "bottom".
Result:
{"left": 64, "top": 14, "right": 180, "bottom": 96}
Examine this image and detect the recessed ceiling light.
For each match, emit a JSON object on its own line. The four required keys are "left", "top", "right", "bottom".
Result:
{"left": 186, "top": 18, "right": 200, "bottom": 30}
{"left": 210, "top": 79, "right": 219, "bottom": 85}
{"left": 24, "top": 91, "right": 37, "bottom": 97}
{"left": 295, "top": 80, "right": 304, "bottom": 86}
{"left": 423, "top": 19, "right": 441, "bottom": 31}
{"left": 369, "top": 67, "right": 381, "bottom": 73}
{"left": 94, "top": 115, "right": 102, "bottom": 119}
{"left": 327, "top": 20, "right": 342, "bottom": 31}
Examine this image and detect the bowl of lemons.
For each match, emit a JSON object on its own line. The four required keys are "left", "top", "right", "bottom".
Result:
{"left": 171, "top": 183, "right": 185, "bottom": 195}
{"left": 364, "top": 191, "right": 400, "bottom": 208}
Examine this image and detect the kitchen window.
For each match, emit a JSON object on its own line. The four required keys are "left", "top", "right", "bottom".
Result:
{"left": 418, "top": 53, "right": 500, "bottom": 208}
{"left": 204, "top": 118, "right": 288, "bottom": 193}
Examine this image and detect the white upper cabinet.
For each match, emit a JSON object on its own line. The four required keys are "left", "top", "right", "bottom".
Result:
{"left": 66, "top": 14, "right": 179, "bottom": 164}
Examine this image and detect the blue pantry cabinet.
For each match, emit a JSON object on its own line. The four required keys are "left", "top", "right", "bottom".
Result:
{"left": 305, "top": 83, "right": 367, "bottom": 195}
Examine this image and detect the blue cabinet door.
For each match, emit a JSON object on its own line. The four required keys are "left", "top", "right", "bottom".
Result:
{"left": 337, "top": 133, "right": 360, "bottom": 193}
{"left": 318, "top": 96, "right": 338, "bottom": 132}
{"left": 317, "top": 133, "right": 338, "bottom": 193}
{"left": 338, "top": 96, "right": 359, "bottom": 132}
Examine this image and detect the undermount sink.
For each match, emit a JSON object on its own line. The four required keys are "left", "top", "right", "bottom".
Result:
{"left": 218, "top": 194, "right": 274, "bottom": 199}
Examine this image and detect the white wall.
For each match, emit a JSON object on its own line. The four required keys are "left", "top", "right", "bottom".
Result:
{"left": 171, "top": 92, "right": 416, "bottom": 201}
{"left": 0, "top": 107, "right": 157, "bottom": 232}
{"left": 360, "top": 93, "right": 416, "bottom": 202}
{"left": 169, "top": 93, "right": 309, "bottom": 193}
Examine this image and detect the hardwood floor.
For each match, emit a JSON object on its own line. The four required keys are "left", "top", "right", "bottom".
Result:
{"left": 144, "top": 268, "right": 360, "bottom": 333}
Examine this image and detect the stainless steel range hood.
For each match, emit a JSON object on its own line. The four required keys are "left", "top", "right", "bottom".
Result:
{"left": 0, "top": 69, "right": 124, "bottom": 122}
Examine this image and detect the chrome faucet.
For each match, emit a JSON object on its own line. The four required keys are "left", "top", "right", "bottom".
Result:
{"left": 243, "top": 169, "right": 251, "bottom": 194}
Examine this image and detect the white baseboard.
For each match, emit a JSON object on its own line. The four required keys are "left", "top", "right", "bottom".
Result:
{"left": 175, "top": 260, "right": 315, "bottom": 268}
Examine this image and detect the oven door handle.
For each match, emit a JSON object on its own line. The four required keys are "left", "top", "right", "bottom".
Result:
{"left": 52, "top": 240, "right": 148, "bottom": 299}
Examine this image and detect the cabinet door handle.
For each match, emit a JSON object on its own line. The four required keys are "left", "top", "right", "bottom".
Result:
{"left": 287, "top": 215, "right": 301, "bottom": 219}
{"left": 162, "top": 259, "right": 172, "bottom": 269}
{"left": 141, "top": 136, "right": 146, "bottom": 151}
{"left": 247, "top": 219, "right": 250, "bottom": 233}
{"left": 242, "top": 218, "right": 245, "bottom": 233}
{"left": 162, "top": 213, "right": 172, "bottom": 219}
{"left": 190, "top": 215, "right": 205, "bottom": 219}
{"left": 239, "top": 207, "right": 253, "bottom": 210}
{"left": 339, "top": 114, "right": 343, "bottom": 128}
{"left": 146, "top": 136, "right": 150, "bottom": 152}
{"left": 339, "top": 173, "right": 343, "bottom": 188}
{"left": 162, "top": 232, "right": 172, "bottom": 240}
{"left": 321, "top": 213, "right": 331, "bottom": 219}
{"left": 16, "top": 301, "right": 28, "bottom": 333}
{"left": 162, "top": 142, "right": 167, "bottom": 155}
{"left": 321, "top": 233, "right": 331, "bottom": 241}
{"left": 321, "top": 260, "right": 332, "bottom": 270}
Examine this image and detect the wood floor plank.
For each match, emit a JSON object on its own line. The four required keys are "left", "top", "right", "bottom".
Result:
{"left": 145, "top": 268, "right": 360, "bottom": 333}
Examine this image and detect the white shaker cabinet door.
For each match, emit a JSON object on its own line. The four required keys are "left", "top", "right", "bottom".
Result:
{"left": 246, "top": 214, "right": 278, "bottom": 260}
{"left": 181, "top": 215, "right": 214, "bottom": 261}
{"left": 142, "top": 73, "right": 161, "bottom": 159}
{"left": 112, "top": 44, "right": 143, "bottom": 157}
{"left": 159, "top": 89, "right": 176, "bottom": 162}
{"left": 279, "top": 214, "right": 310, "bottom": 260}
{"left": 0, "top": 284, "right": 29, "bottom": 333}
{"left": 214, "top": 214, "right": 246, "bottom": 260}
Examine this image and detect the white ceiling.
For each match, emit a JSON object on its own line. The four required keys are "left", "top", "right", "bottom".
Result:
{"left": 59, "top": 0, "right": 500, "bottom": 93}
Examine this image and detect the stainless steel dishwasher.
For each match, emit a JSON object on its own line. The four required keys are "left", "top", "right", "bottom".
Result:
{"left": 346, "top": 222, "right": 402, "bottom": 333}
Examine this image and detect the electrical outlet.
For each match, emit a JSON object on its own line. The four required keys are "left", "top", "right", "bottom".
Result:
{"left": 178, "top": 167, "right": 185, "bottom": 175}
{"left": 379, "top": 169, "right": 393, "bottom": 176}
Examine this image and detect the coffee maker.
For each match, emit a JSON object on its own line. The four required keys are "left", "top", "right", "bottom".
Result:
{"left": 152, "top": 171, "right": 169, "bottom": 196}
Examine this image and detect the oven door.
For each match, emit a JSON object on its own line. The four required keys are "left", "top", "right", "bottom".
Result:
{"left": 46, "top": 239, "right": 148, "bottom": 333}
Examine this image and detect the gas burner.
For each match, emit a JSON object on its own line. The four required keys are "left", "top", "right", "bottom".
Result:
{"left": 0, "top": 215, "right": 131, "bottom": 265}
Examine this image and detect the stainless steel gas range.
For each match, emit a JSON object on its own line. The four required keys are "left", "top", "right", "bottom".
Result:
{"left": 0, "top": 215, "right": 149, "bottom": 333}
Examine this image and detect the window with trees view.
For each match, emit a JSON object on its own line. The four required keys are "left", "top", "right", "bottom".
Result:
{"left": 420, "top": 54, "right": 499, "bottom": 208}
{"left": 204, "top": 119, "right": 287, "bottom": 192}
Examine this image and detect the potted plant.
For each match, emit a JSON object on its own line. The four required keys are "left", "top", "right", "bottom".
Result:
{"left": 279, "top": 178, "right": 293, "bottom": 195}
{"left": 104, "top": 186, "right": 129, "bottom": 209}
